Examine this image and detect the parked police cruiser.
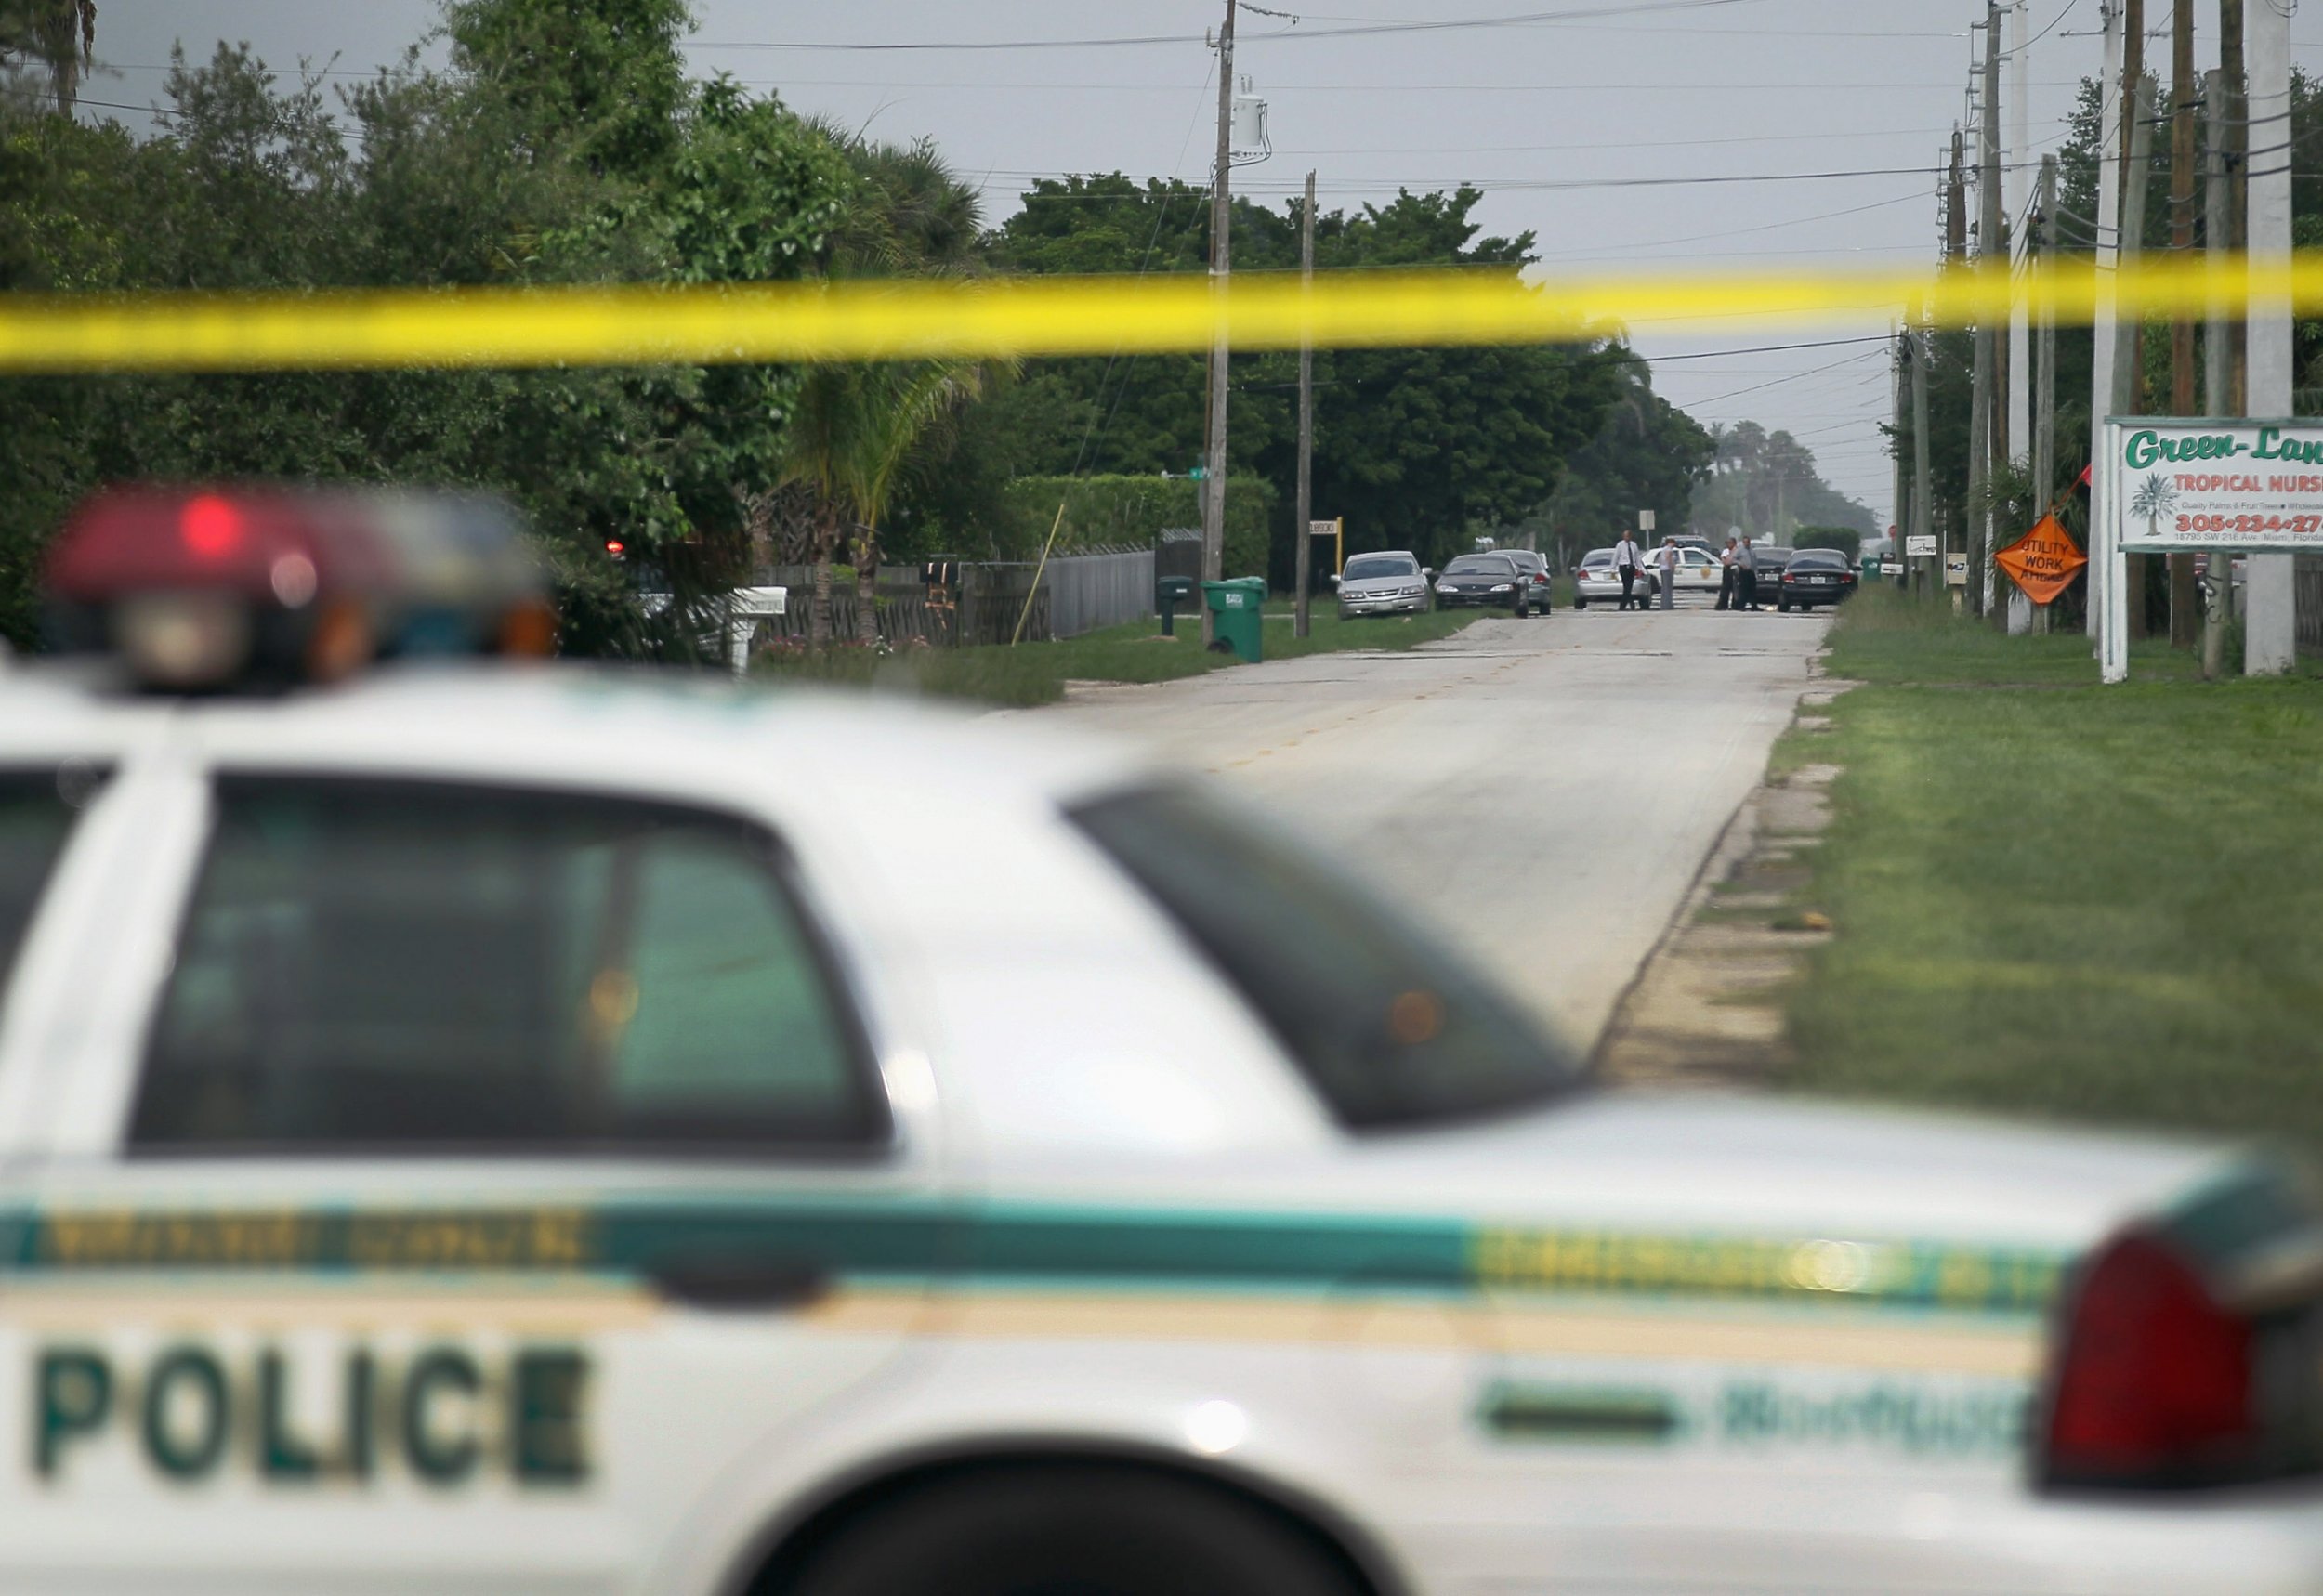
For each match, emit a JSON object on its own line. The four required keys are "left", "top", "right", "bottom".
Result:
{"left": 2, "top": 486, "right": 2320, "bottom": 1596}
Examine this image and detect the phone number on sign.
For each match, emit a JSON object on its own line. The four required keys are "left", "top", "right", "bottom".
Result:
{"left": 2176, "top": 513, "right": 2323, "bottom": 535}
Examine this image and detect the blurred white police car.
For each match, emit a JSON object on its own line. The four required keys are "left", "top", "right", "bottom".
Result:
{"left": 1, "top": 486, "right": 2320, "bottom": 1596}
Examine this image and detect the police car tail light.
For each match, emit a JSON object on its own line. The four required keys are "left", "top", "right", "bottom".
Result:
{"left": 2040, "top": 1229, "right": 2259, "bottom": 1489}
{"left": 45, "top": 485, "right": 554, "bottom": 689}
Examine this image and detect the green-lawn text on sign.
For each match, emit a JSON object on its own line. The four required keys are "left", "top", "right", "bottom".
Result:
{"left": 2104, "top": 417, "right": 2323, "bottom": 553}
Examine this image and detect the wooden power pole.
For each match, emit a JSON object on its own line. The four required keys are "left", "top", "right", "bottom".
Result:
{"left": 1201, "top": 0, "right": 1236, "bottom": 645}
{"left": 1968, "top": 6, "right": 2001, "bottom": 619}
{"left": 2036, "top": 156, "right": 2058, "bottom": 516}
{"left": 2167, "top": 0, "right": 2198, "bottom": 647}
{"left": 1293, "top": 169, "right": 1317, "bottom": 640}
{"left": 2203, "top": 66, "right": 2236, "bottom": 678}
{"left": 1911, "top": 330, "right": 1935, "bottom": 598}
{"left": 2120, "top": 74, "right": 2159, "bottom": 641}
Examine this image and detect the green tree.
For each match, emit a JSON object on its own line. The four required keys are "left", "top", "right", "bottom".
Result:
{"left": 440, "top": 0, "right": 689, "bottom": 179}
{"left": 1522, "top": 354, "right": 1713, "bottom": 568}
{"left": 986, "top": 177, "right": 1624, "bottom": 572}
{"left": 0, "top": 3, "right": 860, "bottom": 654}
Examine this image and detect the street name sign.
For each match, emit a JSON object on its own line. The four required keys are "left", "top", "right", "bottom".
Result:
{"left": 2104, "top": 418, "right": 2323, "bottom": 553}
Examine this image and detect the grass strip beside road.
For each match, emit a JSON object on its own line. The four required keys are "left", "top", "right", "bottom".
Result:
{"left": 1783, "top": 590, "right": 2323, "bottom": 1152}
{"left": 752, "top": 603, "right": 1488, "bottom": 706}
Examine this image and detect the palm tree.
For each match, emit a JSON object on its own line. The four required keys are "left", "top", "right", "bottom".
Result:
{"left": 1, "top": 0, "right": 95, "bottom": 111}
{"left": 834, "top": 361, "right": 992, "bottom": 644}
{"left": 779, "top": 123, "right": 997, "bottom": 647}
{"left": 2128, "top": 473, "right": 2179, "bottom": 543}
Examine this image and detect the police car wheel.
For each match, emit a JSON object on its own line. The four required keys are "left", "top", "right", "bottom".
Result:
{"left": 778, "top": 1464, "right": 1362, "bottom": 1596}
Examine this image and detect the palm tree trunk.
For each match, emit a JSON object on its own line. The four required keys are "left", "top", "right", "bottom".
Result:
{"left": 809, "top": 506, "right": 837, "bottom": 649}
{"left": 852, "top": 522, "right": 881, "bottom": 647}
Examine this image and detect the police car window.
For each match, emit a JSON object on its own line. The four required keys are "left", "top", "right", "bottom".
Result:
{"left": 1070, "top": 783, "right": 1582, "bottom": 1130}
{"left": 130, "top": 779, "right": 885, "bottom": 1153}
{"left": 0, "top": 768, "right": 99, "bottom": 993}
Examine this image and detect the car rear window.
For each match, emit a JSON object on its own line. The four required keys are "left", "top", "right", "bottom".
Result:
{"left": 1789, "top": 550, "right": 1847, "bottom": 569}
{"left": 1444, "top": 556, "right": 1514, "bottom": 576}
{"left": 1070, "top": 783, "right": 1581, "bottom": 1131}
{"left": 130, "top": 778, "right": 886, "bottom": 1154}
{"left": 0, "top": 767, "right": 100, "bottom": 994}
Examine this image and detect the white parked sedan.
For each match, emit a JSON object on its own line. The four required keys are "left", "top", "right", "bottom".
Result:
{"left": 5, "top": 487, "right": 2320, "bottom": 1596}
{"left": 1573, "top": 546, "right": 1657, "bottom": 608}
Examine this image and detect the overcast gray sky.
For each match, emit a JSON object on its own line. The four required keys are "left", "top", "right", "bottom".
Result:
{"left": 78, "top": 1, "right": 2323, "bottom": 526}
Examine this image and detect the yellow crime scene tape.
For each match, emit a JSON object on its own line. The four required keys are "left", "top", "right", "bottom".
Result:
{"left": 2, "top": 255, "right": 2320, "bottom": 373}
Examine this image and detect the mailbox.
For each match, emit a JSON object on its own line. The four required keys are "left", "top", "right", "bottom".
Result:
{"left": 1156, "top": 575, "right": 1195, "bottom": 636}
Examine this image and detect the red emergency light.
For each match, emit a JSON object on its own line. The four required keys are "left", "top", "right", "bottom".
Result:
{"left": 44, "top": 485, "right": 556, "bottom": 690}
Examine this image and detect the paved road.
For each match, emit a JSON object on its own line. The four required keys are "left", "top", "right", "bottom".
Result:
{"left": 1030, "top": 604, "right": 1830, "bottom": 1054}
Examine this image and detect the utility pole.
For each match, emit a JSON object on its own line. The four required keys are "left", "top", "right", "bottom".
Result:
{"left": 2115, "top": 77, "right": 2159, "bottom": 655}
{"left": 2120, "top": 0, "right": 2151, "bottom": 647}
{"left": 1893, "top": 324, "right": 1910, "bottom": 586}
{"left": 2089, "top": 1, "right": 2125, "bottom": 648}
{"left": 1293, "top": 169, "right": 1317, "bottom": 640}
{"left": 2005, "top": 1, "right": 2034, "bottom": 633}
{"left": 1946, "top": 131, "right": 1968, "bottom": 259}
{"left": 2167, "top": 0, "right": 2199, "bottom": 648}
{"left": 2247, "top": 0, "right": 2296, "bottom": 674}
{"left": 2035, "top": 155, "right": 2054, "bottom": 517}
{"left": 1201, "top": 0, "right": 1236, "bottom": 646}
{"left": 1971, "top": 5, "right": 2003, "bottom": 619}
{"left": 2007, "top": 1, "right": 2032, "bottom": 472}
{"left": 2203, "top": 66, "right": 2235, "bottom": 679}
{"left": 2223, "top": 0, "right": 2247, "bottom": 411}
{"left": 1911, "top": 329, "right": 1935, "bottom": 599}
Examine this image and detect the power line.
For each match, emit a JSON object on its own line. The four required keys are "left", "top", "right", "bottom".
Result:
{"left": 691, "top": 0, "right": 1768, "bottom": 52}
{"left": 1641, "top": 334, "right": 1896, "bottom": 363}
{"left": 1690, "top": 348, "right": 1892, "bottom": 408}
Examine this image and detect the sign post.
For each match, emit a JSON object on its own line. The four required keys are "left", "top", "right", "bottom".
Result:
{"left": 1308, "top": 517, "right": 1345, "bottom": 576}
{"left": 1905, "top": 532, "right": 1937, "bottom": 597}
{"left": 2098, "top": 417, "right": 2323, "bottom": 681}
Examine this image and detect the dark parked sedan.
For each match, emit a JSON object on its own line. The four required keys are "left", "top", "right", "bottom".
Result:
{"left": 1432, "top": 553, "right": 1531, "bottom": 615}
{"left": 1776, "top": 547, "right": 1859, "bottom": 610}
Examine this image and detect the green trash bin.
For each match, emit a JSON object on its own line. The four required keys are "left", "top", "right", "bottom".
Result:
{"left": 1201, "top": 576, "right": 1268, "bottom": 663}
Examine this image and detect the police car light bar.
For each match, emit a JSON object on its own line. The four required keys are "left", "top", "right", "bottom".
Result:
{"left": 45, "top": 485, "right": 555, "bottom": 690}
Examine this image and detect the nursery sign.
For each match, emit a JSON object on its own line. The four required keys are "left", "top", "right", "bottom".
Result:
{"left": 2105, "top": 418, "right": 2323, "bottom": 552}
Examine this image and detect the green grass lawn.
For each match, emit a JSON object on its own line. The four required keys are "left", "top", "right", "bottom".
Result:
{"left": 750, "top": 600, "right": 1485, "bottom": 707}
{"left": 1783, "top": 587, "right": 2323, "bottom": 1152}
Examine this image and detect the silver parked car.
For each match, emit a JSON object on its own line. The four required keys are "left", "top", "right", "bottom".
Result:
{"left": 1573, "top": 546, "right": 1658, "bottom": 608}
{"left": 1332, "top": 550, "right": 1431, "bottom": 618}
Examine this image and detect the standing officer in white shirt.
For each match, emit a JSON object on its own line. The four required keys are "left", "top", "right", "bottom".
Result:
{"left": 1612, "top": 530, "right": 1644, "bottom": 611}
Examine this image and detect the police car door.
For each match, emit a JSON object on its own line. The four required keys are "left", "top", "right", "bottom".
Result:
{"left": 3, "top": 753, "right": 939, "bottom": 1593}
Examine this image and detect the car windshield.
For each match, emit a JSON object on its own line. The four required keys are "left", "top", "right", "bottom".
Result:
{"left": 1344, "top": 556, "right": 1416, "bottom": 581}
{"left": 1070, "top": 783, "right": 1581, "bottom": 1131}
{"left": 1444, "top": 556, "right": 1513, "bottom": 576}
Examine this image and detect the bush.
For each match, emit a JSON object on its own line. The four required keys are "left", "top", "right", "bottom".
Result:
{"left": 994, "top": 475, "right": 1273, "bottom": 577}
{"left": 1794, "top": 526, "right": 1862, "bottom": 560}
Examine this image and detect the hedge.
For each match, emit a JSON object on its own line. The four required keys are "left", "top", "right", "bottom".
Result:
{"left": 994, "top": 475, "right": 1274, "bottom": 578}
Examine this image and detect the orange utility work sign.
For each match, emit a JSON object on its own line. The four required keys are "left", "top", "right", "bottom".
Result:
{"left": 1996, "top": 514, "right": 2088, "bottom": 606}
